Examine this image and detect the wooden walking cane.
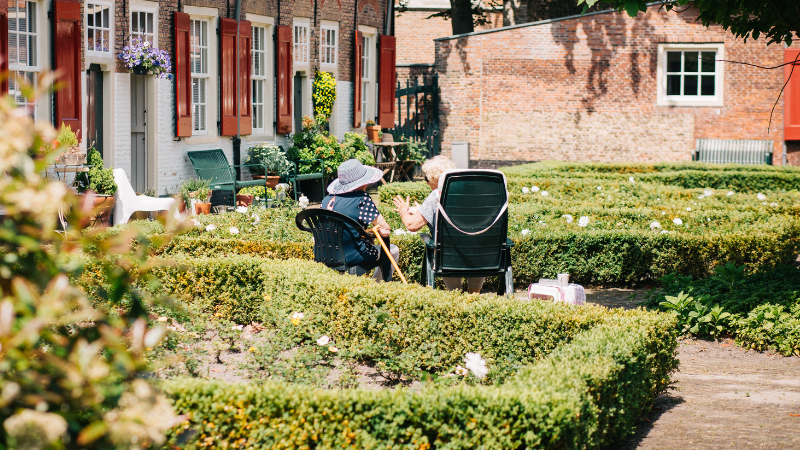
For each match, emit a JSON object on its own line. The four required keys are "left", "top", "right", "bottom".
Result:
{"left": 370, "top": 226, "right": 408, "bottom": 284}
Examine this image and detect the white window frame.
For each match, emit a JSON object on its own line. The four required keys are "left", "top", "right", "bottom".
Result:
{"left": 657, "top": 43, "right": 724, "bottom": 107}
{"left": 8, "top": 0, "right": 39, "bottom": 119}
{"left": 247, "top": 14, "right": 274, "bottom": 137}
{"left": 189, "top": 17, "right": 209, "bottom": 135}
{"left": 359, "top": 26, "right": 377, "bottom": 125}
{"left": 293, "top": 19, "right": 310, "bottom": 67}
{"left": 85, "top": 0, "right": 113, "bottom": 56}
{"left": 319, "top": 22, "right": 338, "bottom": 68}
{"left": 130, "top": 3, "right": 158, "bottom": 45}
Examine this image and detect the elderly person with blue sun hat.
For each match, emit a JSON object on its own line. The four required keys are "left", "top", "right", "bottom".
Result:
{"left": 322, "top": 159, "right": 400, "bottom": 282}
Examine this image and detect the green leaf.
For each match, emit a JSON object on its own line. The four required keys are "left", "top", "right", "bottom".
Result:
{"left": 624, "top": 0, "right": 640, "bottom": 17}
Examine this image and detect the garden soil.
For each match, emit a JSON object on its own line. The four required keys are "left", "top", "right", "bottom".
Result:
{"left": 579, "top": 288, "right": 800, "bottom": 450}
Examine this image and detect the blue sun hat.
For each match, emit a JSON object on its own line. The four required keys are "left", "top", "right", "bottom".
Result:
{"left": 327, "top": 159, "right": 383, "bottom": 194}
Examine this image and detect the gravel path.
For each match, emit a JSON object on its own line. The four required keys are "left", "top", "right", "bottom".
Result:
{"left": 579, "top": 288, "right": 800, "bottom": 450}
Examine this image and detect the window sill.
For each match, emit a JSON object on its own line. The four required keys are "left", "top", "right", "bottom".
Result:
{"left": 657, "top": 99, "right": 724, "bottom": 107}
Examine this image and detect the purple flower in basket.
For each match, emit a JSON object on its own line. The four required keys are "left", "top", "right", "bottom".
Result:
{"left": 118, "top": 38, "right": 173, "bottom": 79}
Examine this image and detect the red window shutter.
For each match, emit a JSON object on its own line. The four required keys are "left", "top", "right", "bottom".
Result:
{"left": 53, "top": 0, "right": 81, "bottom": 134}
{"left": 353, "top": 30, "right": 362, "bottom": 128}
{"left": 239, "top": 20, "right": 252, "bottom": 136}
{"left": 219, "top": 18, "right": 237, "bottom": 136}
{"left": 174, "top": 11, "right": 192, "bottom": 137}
{"left": 0, "top": 0, "right": 8, "bottom": 95}
{"left": 378, "top": 35, "right": 396, "bottom": 129}
{"left": 785, "top": 49, "right": 800, "bottom": 141}
{"left": 276, "top": 25, "right": 292, "bottom": 134}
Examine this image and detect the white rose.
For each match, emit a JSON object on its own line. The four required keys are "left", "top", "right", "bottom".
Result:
{"left": 673, "top": 218, "right": 683, "bottom": 226}
{"left": 629, "top": 176, "right": 635, "bottom": 183}
{"left": 726, "top": 191, "right": 735, "bottom": 196}
{"left": 229, "top": 227, "right": 239, "bottom": 235}
{"left": 563, "top": 214, "right": 574, "bottom": 223}
{"left": 316, "top": 335, "right": 331, "bottom": 346}
{"left": 205, "top": 224, "right": 217, "bottom": 231}
{"left": 236, "top": 206, "right": 248, "bottom": 213}
{"left": 578, "top": 216, "right": 590, "bottom": 227}
{"left": 464, "top": 352, "right": 488, "bottom": 380}
{"left": 298, "top": 195, "right": 310, "bottom": 209}
{"left": 521, "top": 229, "right": 530, "bottom": 236}
{"left": 650, "top": 221, "right": 661, "bottom": 230}
{"left": 541, "top": 190, "right": 549, "bottom": 197}
{"left": 531, "top": 186, "right": 540, "bottom": 193}
{"left": 522, "top": 187, "right": 530, "bottom": 194}
{"left": 704, "top": 189, "right": 713, "bottom": 197}
{"left": 757, "top": 193, "right": 767, "bottom": 201}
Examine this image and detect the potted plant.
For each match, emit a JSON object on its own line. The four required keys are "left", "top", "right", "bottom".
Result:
{"left": 180, "top": 179, "right": 212, "bottom": 215}
{"left": 237, "top": 186, "right": 276, "bottom": 208}
{"left": 75, "top": 148, "right": 118, "bottom": 226}
{"left": 243, "top": 143, "right": 291, "bottom": 188}
{"left": 118, "top": 38, "right": 172, "bottom": 78}
{"left": 53, "top": 124, "right": 86, "bottom": 165}
{"left": 365, "top": 120, "right": 381, "bottom": 143}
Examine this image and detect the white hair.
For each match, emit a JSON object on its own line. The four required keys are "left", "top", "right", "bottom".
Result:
{"left": 421, "top": 156, "right": 457, "bottom": 185}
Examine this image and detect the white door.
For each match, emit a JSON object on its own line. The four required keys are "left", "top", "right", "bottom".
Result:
{"left": 130, "top": 75, "right": 147, "bottom": 192}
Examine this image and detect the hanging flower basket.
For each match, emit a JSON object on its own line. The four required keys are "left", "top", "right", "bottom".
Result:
{"left": 118, "top": 38, "right": 172, "bottom": 79}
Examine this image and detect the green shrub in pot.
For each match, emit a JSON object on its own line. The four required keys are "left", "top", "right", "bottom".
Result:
{"left": 179, "top": 178, "right": 212, "bottom": 207}
{"left": 76, "top": 148, "right": 117, "bottom": 195}
{"left": 243, "top": 143, "right": 291, "bottom": 177}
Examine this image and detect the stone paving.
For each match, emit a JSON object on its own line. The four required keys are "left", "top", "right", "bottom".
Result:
{"left": 578, "top": 288, "right": 800, "bottom": 450}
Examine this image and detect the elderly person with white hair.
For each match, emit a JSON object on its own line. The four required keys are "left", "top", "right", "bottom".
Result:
{"left": 392, "top": 155, "right": 486, "bottom": 294}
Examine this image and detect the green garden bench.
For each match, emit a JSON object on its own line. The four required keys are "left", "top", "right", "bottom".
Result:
{"left": 694, "top": 139, "right": 774, "bottom": 165}
{"left": 420, "top": 169, "right": 515, "bottom": 296}
{"left": 186, "top": 149, "right": 267, "bottom": 205}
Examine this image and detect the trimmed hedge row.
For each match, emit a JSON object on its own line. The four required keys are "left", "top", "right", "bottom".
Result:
{"left": 148, "top": 255, "right": 614, "bottom": 367}
{"left": 143, "top": 255, "right": 677, "bottom": 448}
{"left": 501, "top": 161, "right": 800, "bottom": 192}
{"left": 164, "top": 315, "right": 676, "bottom": 449}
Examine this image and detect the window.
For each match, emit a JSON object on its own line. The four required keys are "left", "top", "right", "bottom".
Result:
{"left": 658, "top": 44, "right": 723, "bottom": 106}
{"left": 190, "top": 19, "right": 209, "bottom": 133}
{"left": 361, "top": 34, "right": 370, "bottom": 124}
{"left": 320, "top": 25, "right": 337, "bottom": 66}
{"left": 252, "top": 25, "right": 267, "bottom": 134}
{"left": 131, "top": 10, "right": 155, "bottom": 44}
{"left": 293, "top": 22, "right": 309, "bottom": 65}
{"left": 86, "top": 2, "right": 112, "bottom": 54}
{"left": 8, "top": 0, "right": 38, "bottom": 118}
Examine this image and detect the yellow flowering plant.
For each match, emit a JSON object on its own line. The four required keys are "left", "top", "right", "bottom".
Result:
{"left": 312, "top": 71, "right": 336, "bottom": 122}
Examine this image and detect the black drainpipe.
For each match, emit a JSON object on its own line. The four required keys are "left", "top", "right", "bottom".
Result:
{"left": 233, "top": 0, "right": 242, "bottom": 178}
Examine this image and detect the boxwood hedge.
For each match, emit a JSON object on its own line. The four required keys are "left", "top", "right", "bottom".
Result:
{"left": 133, "top": 255, "right": 677, "bottom": 449}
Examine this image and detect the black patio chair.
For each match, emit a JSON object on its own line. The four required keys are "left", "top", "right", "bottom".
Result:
{"left": 295, "top": 208, "right": 379, "bottom": 276}
{"left": 420, "top": 169, "right": 515, "bottom": 296}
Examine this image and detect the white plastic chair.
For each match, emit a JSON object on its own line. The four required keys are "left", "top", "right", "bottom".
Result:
{"left": 113, "top": 168, "right": 179, "bottom": 224}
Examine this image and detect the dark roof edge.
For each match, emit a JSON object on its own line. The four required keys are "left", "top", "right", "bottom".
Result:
{"left": 433, "top": 2, "right": 661, "bottom": 41}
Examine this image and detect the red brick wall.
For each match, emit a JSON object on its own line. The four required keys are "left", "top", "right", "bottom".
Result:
{"left": 435, "top": 8, "right": 794, "bottom": 164}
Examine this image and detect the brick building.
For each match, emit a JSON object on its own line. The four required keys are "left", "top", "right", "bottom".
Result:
{"left": 394, "top": 0, "right": 501, "bottom": 85}
{"left": 434, "top": 7, "right": 800, "bottom": 167}
{"left": 1, "top": 0, "right": 396, "bottom": 194}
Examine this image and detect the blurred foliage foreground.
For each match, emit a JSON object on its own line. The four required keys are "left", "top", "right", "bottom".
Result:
{"left": 0, "top": 90, "right": 187, "bottom": 448}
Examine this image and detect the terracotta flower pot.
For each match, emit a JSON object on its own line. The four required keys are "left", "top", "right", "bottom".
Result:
{"left": 195, "top": 202, "right": 212, "bottom": 215}
{"left": 366, "top": 126, "right": 381, "bottom": 143}
{"left": 236, "top": 194, "right": 254, "bottom": 206}
{"left": 266, "top": 175, "right": 280, "bottom": 189}
{"left": 91, "top": 194, "right": 116, "bottom": 227}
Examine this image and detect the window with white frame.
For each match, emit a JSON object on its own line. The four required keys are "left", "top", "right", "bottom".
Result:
{"left": 361, "top": 34, "right": 370, "bottom": 124}
{"left": 293, "top": 22, "right": 309, "bottom": 65}
{"left": 320, "top": 24, "right": 337, "bottom": 66}
{"left": 86, "top": 2, "right": 112, "bottom": 54}
{"left": 658, "top": 44, "right": 723, "bottom": 106}
{"left": 190, "top": 19, "right": 209, "bottom": 133}
{"left": 8, "top": 0, "right": 38, "bottom": 118}
{"left": 251, "top": 25, "right": 267, "bottom": 134}
{"left": 130, "top": 10, "right": 155, "bottom": 44}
